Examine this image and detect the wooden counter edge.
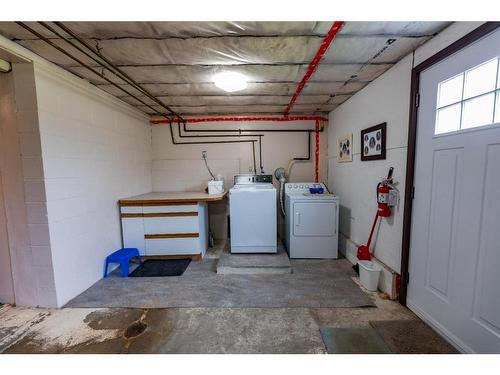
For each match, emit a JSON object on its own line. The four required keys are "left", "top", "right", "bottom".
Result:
{"left": 119, "top": 191, "right": 227, "bottom": 206}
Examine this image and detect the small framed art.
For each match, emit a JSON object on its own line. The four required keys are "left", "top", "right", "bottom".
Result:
{"left": 337, "top": 133, "right": 353, "bottom": 162}
{"left": 361, "top": 122, "right": 386, "bottom": 161}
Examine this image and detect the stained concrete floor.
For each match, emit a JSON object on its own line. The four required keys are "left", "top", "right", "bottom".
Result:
{"left": 0, "top": 242, "right": 455, "bottom": 354}
{"left": 1, "top": 290, "right": 420, "bottom": 354}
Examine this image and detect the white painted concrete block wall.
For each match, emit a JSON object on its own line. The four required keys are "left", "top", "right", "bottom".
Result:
{"left": 34, "top": 67, "right": 152, "bottom": 307}
{"left": 0, "top": 63, "right": 57, "bottom": 307}
{"left": 14, "top": 64, "right": 58, "bottom": 307}
{"left": 327, "top": 22, "right": 483, "bottom": 275}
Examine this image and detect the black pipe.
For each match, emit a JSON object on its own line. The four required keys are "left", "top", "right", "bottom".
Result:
{"left": 23, "top": 20, "right": 316, "bottom": 170}
{"left": 182, "top": 122, "right": 316, "bottom": 165}
{"left": 42, "top": 22, "right": 183, "bottom": 122}
{"left": 258, "top": 135, "right": 264, "bottom": 173}
{"left": 183, "top": 122, "right": 324, "bottom": 133}
{"left": 28, "top": 20, "right": 261, "bottom": 169}
{"left": 50, "top": 21, "right": 183, "bottom": 120}
{"left": 177, "top": 121, "right": 264, "bottom": 172}
{"left": 168, "top": 122, "right": 258, "bottom": 173}
{"left": 16, "top": 22, "right": 175, "bottom": 121}
{"left": 177, "top": 121, "right": 265, "bottom": 139}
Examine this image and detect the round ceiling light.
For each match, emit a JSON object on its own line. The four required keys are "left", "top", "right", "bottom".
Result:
{"left": 214, "top": 72, "right": 248, "bottom": 92}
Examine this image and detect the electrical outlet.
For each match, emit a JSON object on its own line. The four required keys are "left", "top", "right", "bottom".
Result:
{"left": 202, "top": 151, "right": 207, "bottom": 159}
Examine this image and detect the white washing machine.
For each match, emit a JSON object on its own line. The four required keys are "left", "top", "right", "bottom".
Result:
{"left": 229, "top": 174, "right": 277, "bottom": 253}
{"left": 284, "top": 182, "right": 339, "bottom": 258}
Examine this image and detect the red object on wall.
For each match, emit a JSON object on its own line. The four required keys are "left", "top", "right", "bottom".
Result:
{"left": 377, "top": 183, "right": 392, "bottom": 217}
{"left": 315, "top": 120, "right": 320, "bottom": 182}
{"left": 283, "top": 21, "right": 344, "bottom": 116}
{"left": 395, "top": 274, "right": 401, "bottom": 299}
{"left": 150, "top": 115, "right": 328, "bottom": 125}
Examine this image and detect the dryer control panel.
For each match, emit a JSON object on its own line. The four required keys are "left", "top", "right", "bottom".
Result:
{"left": 285, "top": 182, "right": 327, "bottom": 194}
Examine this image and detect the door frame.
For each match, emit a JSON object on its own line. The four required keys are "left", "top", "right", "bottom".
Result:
{"left": 399, "top": 22, "right": 500, "bottom": 305}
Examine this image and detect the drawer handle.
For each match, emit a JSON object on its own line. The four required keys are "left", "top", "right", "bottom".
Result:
{"left": 121, "top": 212, "right": 198, "bottom": 218}
{"left": 145, "top": 233, "right": 199, "bottom": 239}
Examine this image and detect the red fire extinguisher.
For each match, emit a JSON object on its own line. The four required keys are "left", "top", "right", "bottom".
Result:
{"left": 376, "top": 167, "right": 394, "bottom": 218}
{"left": 357, "top": 167, "right": 397, "bottom": 261}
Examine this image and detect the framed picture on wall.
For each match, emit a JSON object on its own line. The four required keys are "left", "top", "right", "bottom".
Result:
{"left": 361, "top": 122, "right": 386, "bottom": 161}
{"left": 337, "top": 133, "right": 353, "bottom": 162}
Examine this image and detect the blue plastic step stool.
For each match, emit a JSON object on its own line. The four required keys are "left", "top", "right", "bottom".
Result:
{"left": 104, "top": 248, "right": 142, "bottom": 278}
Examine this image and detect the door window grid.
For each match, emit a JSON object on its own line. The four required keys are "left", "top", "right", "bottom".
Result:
{"left": 435, "top": 56, "right": 500, "bottom": 134}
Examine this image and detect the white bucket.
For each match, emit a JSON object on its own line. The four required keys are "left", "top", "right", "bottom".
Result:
{"left": 358, "top": 260, "right": 382, "bottom": 291}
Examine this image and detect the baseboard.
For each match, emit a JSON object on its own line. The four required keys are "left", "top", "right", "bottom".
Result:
{"left": 339, "top": 233, "right": 398, "bottom": 299}
{"left": 407, "top": 300, "right": 473, "bottom": 353}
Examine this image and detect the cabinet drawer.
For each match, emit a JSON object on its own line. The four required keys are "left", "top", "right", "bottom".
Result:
{"left": 143, "top": 216, "right": 199, "bottom": 234}
{"left": 121, "top": 217, "right": 146, "bottom": 255}
{"left": 142, "top": 205, "right": 198, "bottom": 213}
{"left": 145, "top": 238, "right": 200, "bottom": 255}
{"left": 120, "top": 206, "right": 143, "bottom": 214}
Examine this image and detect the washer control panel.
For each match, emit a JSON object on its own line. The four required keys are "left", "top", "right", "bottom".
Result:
{"left": 234, "top": 174, "right": 273, "bottom": 185}
{"left": 285, "top": 182, "right": 327, "bottom": 194}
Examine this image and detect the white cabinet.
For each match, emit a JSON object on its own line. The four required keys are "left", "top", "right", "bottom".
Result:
{"left": 120, "top": 201, "right": 209, "bottom": 256}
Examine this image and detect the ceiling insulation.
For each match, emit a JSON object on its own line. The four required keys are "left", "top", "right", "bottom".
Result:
{"left": 0, "top": 21, "right": 451, "bottom": 117}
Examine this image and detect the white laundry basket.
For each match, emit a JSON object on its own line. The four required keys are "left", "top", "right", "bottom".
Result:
{"left": 358, "top": 260, "right": 382, "bottom": 291}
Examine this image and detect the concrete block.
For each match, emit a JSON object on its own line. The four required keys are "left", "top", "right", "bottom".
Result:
{"left": 217, "top": 247, "right": 292, "bottom": 275}
{"left": 28, "top": 224, "right": 50, "bottom": 246}
{"left": 24, "top": 180, "right": 46, "bottom": 203}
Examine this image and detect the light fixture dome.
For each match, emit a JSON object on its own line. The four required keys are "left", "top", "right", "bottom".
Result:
{"left": 214, "top": 72, "right": 248, "bottom": 92}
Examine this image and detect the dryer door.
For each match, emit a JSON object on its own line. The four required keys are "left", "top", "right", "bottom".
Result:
{"left": 293, "top": 201, "right": 337, "bottom": 237}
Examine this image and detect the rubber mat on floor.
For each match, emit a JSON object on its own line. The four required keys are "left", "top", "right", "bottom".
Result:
{"left": 130, "top": 259, "right": 191, "bottom": 277}
{"left": 319, "top": 327, "right": 392, "bottom": 354}
{"left": 369, "top": 320, "right": 458, "bottom": 354}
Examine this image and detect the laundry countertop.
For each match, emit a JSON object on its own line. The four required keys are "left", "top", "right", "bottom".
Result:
{"left": 119, "top": 191, "right": 227, "bottom": 205}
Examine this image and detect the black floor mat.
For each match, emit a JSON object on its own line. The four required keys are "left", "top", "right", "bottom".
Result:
{"left": 369, "top": 320, "right": 458, "bottom": 354}
{"left": 130, "top": 259, "right": 191, "bottom": 277}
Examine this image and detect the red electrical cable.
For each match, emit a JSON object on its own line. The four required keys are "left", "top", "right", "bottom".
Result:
{"left": 283, "top": 21, "right": 344, "bottom": 117}
{"left": 150, "top": 115, "right": 328, "bottom": 125}
{"left": 315, "top": 120, "right": 320, "bottom": 183}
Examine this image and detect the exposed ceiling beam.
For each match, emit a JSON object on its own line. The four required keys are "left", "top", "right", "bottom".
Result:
{"left": 11, "top": 33, "right": 436, "bottom": 42}
{"left": 56, "top": 62, "right": 397, "bottom": 68}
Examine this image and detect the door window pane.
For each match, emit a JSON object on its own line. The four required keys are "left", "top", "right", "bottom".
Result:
{"left": 435, "top": 104, "right": 461, "bottom": 134}
{"left": 495, "top": 93, "right": 500, "bottom": 124}
{"left": 463, "top": 58, "right": 498, "bottom": 99}
{"left": 437, "top": 74, "right": 463, "bottom": 107}
{"left": 435, "top": 57, "right": 500, "bottom": 135}
{"left": 461, "top": 93, "right": 495, "bottom": 129}
{"left": 498, "top": 60, "right": 500, "bottom": 89}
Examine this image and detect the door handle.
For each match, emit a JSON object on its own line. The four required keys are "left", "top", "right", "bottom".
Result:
{"left": 295, "top": 212, "right": 301, "bottom": 226}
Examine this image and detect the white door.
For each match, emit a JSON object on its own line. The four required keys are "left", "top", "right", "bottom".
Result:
{"left": 293, "top": 201, "right": 336, "bottom": 236}
{"left": 408, "top": 28, "right": 500, "bottom": 353}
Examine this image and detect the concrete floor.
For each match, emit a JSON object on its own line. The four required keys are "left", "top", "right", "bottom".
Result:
{"left": 0, "top": 242, "right": 455, "bottom": 354}
{"left": 1, "top": 288, "right": 419, "bottom": 354}
{"left": 67, "top": 257, "right": 374, "bottom": 309}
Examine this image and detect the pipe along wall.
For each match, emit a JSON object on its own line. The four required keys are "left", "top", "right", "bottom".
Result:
{"left": 152, "top": 117, "right": 325, "bottom": 179}
{"left": 18, "top": 21, "right": 327, "bottom": 179}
